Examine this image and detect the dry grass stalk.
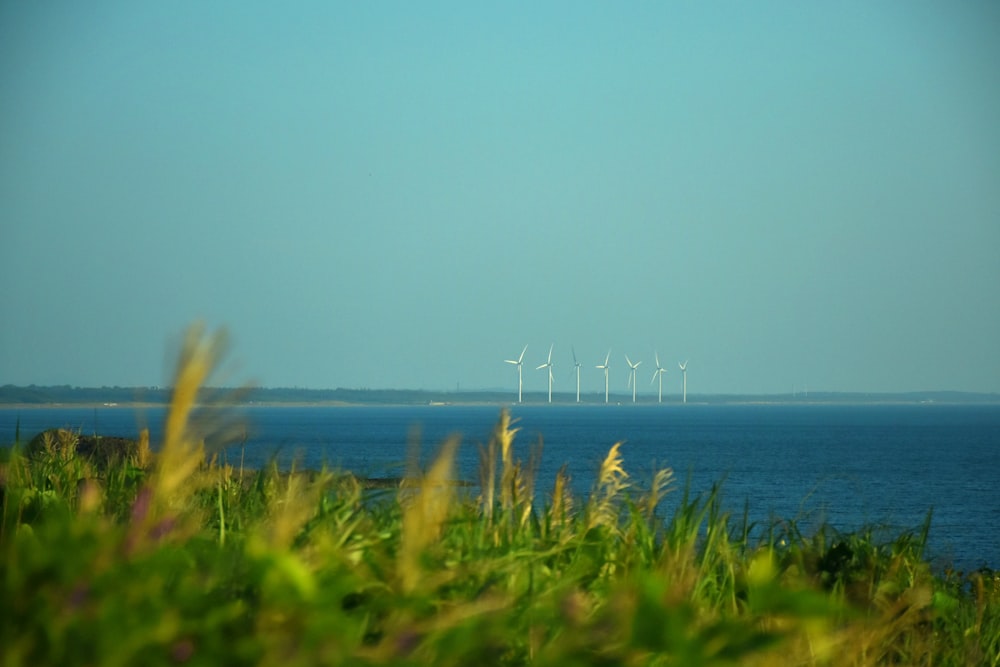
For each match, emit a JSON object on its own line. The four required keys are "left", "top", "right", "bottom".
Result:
{"left": 587, "top": 441, "right": 629, "bottom": 531}
{"left": 477, "top": 437, "right": 497, "bottom": 521}
{"left": 640, "top": 467, "right": 675, "bottom": 520}
{"left": 496, "top": 409, "right": 519, "bottom": 512}
{"left": 127, "top": 323, "right": 228, "bottom": 552}
{"left": 155, "top": 324, "right": 227, "bottom": 505}
{"left": 517, "top": 438, "right": 541, "bottom": 530}
{"left": 40, "top": 429, "right": 79, "bottom": 461}
{"left": 136, "top": 428, "right": 152, "bottom": 469}
{"left": 548, "top": 464, "right": 574, "bottom": 533}
{"left": 399, "top": 436, "right": 459, "bottom": 593}
{"left": 267, "top": 468, "right": 323, "bottom": 549}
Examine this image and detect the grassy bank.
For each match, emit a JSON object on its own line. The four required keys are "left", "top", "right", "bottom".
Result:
{"left": 2, "top": 328, "right": 997, "bottom": 666}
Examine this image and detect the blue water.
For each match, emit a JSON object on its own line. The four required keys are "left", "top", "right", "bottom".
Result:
{"left": 3, "top": 403, "right": 998, "bottom": 570}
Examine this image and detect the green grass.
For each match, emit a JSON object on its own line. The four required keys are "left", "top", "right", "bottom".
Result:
{"left": 1, "top": 326, "right": 997, "bottom": 666}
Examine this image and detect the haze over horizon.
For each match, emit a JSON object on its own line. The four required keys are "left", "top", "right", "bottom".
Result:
{"left": 2, "top": 3, "right": 998, "bottom": 396}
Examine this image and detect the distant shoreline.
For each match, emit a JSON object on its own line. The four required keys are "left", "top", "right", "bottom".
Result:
{"left": 2, "top": 385, "right": 999, "bottom": 410}
{"left": 2, "top": 398, "right": 999, "bottom": 410}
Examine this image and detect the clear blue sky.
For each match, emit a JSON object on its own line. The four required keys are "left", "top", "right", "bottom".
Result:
{"left": 2, "top": 3, "right": 998, "bottom": 395}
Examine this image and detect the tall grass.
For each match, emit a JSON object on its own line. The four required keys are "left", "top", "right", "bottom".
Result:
{"left": 1, "top": 324, "right": 997, "bottom": 665}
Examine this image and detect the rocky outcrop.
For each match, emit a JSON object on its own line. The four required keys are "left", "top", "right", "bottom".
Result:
{"left": 27, "top": 429, "right": 143, "bottom": 468}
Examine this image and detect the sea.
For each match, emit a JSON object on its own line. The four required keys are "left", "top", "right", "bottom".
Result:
{"left": 2, "top": 403, "right": 998, "bottom": 571}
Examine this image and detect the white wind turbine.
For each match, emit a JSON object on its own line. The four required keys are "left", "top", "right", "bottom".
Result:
{"left": 678, "top": 360, "right": 688, "bottom": 404}
{"left": 625, "top": 354, "right": 642, "bottom": 403}
{"left": 536, "top": 343, "right": 555, "bottom": 403}
{"left": 596, "top": 350, "right": 611, "bottom": 404}
{"left": 572, "top": 347, "right": 582, "bottom": 403}
{"left": 504, "top": 344, "right": 527, "bottom": 403}
{"left": 651, "top": 351, "right": 667, "bottom": 404}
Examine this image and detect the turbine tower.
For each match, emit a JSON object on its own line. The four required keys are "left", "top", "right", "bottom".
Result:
{"left": 651, "top": 351, "right": 667, "bottom": 403}
{"left": 596, "top": 350, "right": 611, "bottom": 404}
{"left": 504, "top": 344, "right": 527, "bottom": 403}
{"left": 625, "top": 354, "right": 642, "bottom": 403}
{"left": 536, "top": 343, "right": 555, "bottom": 403}
{"left": 678, "top": 360, "right": 688, "bottom": 404}
{"left": 572, "top": 347, "right": 582, "bottom": 403}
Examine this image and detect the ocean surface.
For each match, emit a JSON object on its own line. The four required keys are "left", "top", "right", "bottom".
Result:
{"left": 2, "top": 403, "right": 998, "bottom": 570}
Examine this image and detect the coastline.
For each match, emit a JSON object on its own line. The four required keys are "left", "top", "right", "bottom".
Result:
{"left": 2, "top": 398, "right": 999, "bottom": 410}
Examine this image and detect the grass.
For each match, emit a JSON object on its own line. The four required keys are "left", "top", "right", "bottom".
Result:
{"left": 1, "top": 325, "right": 997, "bottom": 666}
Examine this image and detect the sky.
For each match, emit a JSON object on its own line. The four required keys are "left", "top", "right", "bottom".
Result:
{"left": 1, "top": 2, "right": 999, "bottom": 396}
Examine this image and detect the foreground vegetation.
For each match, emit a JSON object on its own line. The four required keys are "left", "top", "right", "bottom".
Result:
{"left": 2, "top": 329, "right": 997, "bottom": 666}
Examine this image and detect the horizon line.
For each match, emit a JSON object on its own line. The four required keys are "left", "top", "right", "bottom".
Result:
{"left": 2, "top": 385, "right": 998, "bottom": 398}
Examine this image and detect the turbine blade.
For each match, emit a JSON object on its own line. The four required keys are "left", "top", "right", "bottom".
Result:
{"left": 655, "top": 351, "right": 660, "bottom": 367}
{"left": 518, "top": 345, "right": 527, "bottom": 363}
{"left": 547, "top": 343, "right": 553, "bottom": 363}
{"left": 572, "top": 346, "right": 578, "bottom": 364}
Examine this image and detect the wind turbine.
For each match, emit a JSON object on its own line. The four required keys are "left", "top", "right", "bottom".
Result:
{"left": 504, "top": 345, "right": 527, "bottom": 403}
{"left": 678, "top": 360, "right": 688, "bottom": 404}
{"left": 536, "top": 343, "right": 555, "bottom": 403}
{"left": 571, "top": 347, "right": 582, "bottom": 403}
{"left": 651, "top": 351, "right": 667, "bottom": 403}
{"left": 625, "top": 354, "right": 642, "bottom": 403}
{"left": 596, "top": 350, "right": 611, "bottom": 404}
